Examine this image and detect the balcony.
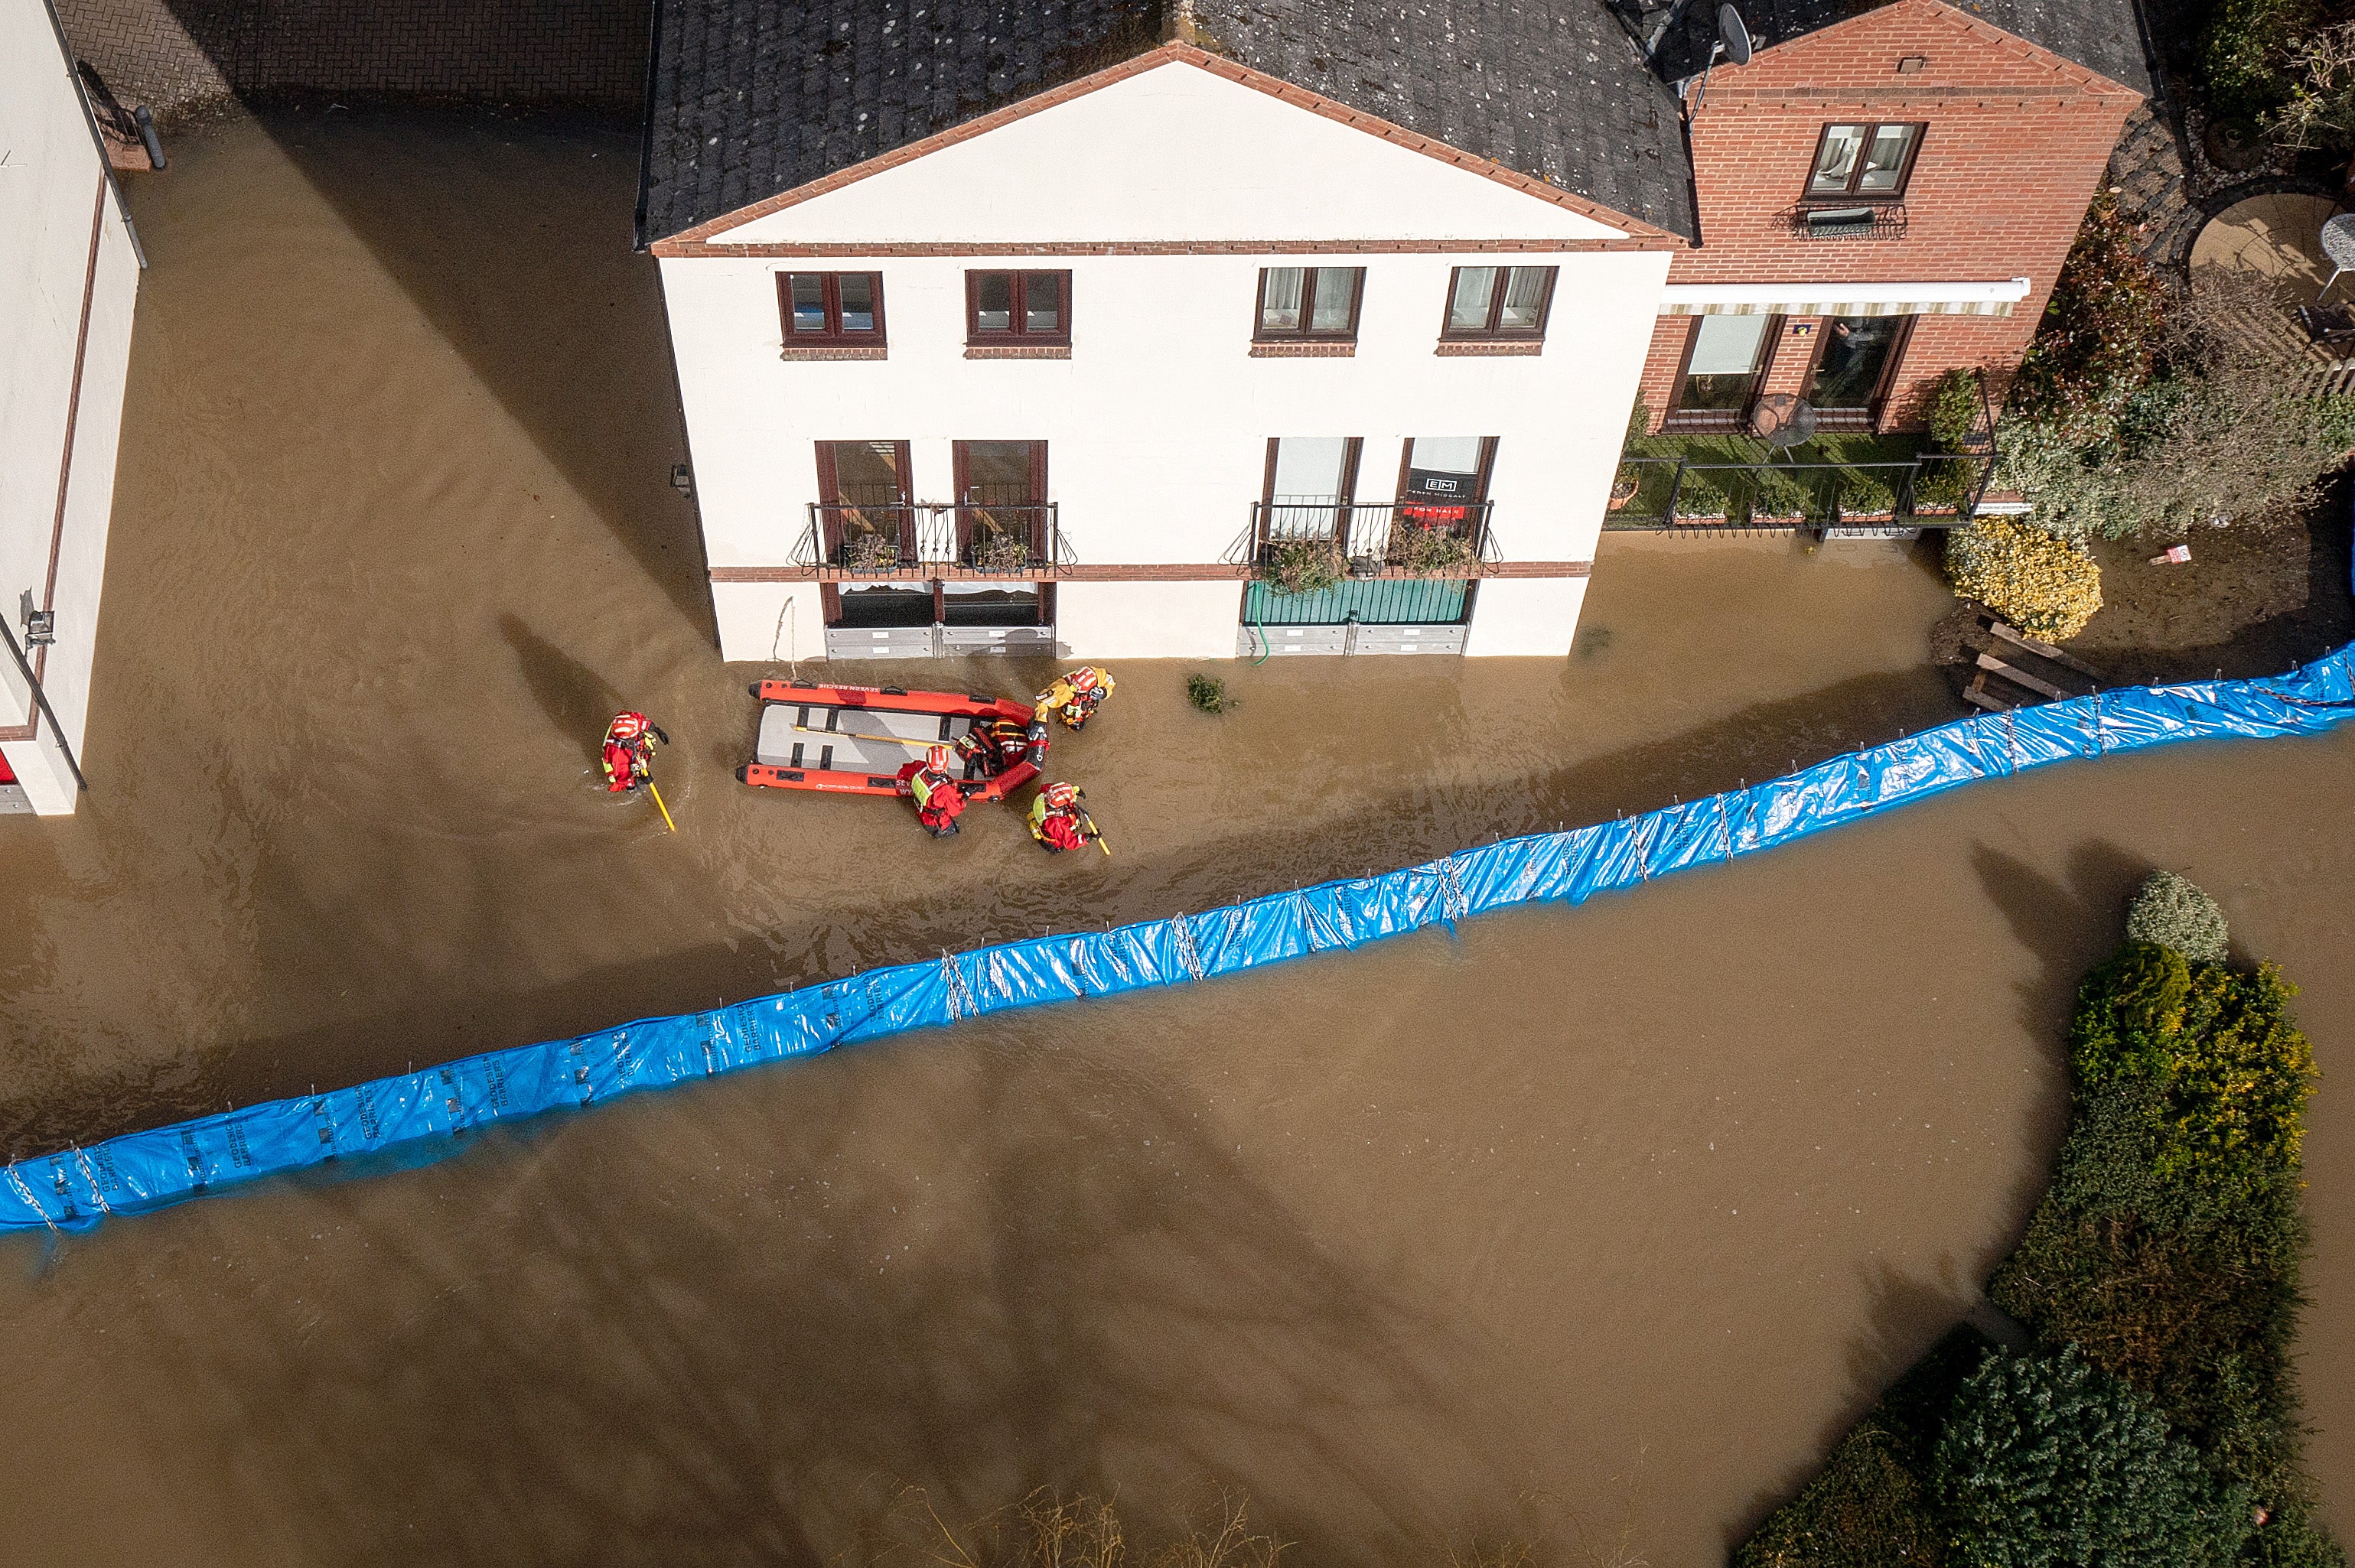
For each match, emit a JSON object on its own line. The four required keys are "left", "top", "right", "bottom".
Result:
{"left": 793, "top": 503, "right": 1073, "bottom": 578}
{"left": 1604, "top": 434, "right": 1996, "bottom": 535}
{"left": 1227, "top": 499, "right": 1503, "bottom": 577}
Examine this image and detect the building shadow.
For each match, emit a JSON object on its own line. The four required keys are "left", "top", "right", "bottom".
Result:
{"left": 249, "top": 103, "right": 714, "bottom": 637}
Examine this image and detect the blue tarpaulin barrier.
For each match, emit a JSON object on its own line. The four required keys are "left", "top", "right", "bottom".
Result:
{"left": 7, "top": 642, "right": 2353, "bottom": 1235}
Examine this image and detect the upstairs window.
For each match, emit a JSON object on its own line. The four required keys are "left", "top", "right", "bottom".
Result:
{"left": 1806, "top": 123, "right": 1923, "bottom": 200}
{"left": 966, "top": 270, "right": 1072, "bottom": 346}
{"left": 780, "top": 272, "right": 885, "bottom": 346}
{"left": 1256, "top": 267, "right": 1364, "bottom": 341}
{"left": 1442, "top": 265, "right": 1557, "bottom": 339}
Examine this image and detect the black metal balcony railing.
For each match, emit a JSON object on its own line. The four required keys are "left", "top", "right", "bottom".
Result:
{"left": 794, "top": 502, "right": 1072, "bottom": 577}
{"left": 1604, "top": 449, "right": 1997, "bottom": 533}
{"left": 1232, "top": 498, "right": 1503, "bottom": 576}
{"left": 1783, "top": 202, "right": 1909, "bottom": 241}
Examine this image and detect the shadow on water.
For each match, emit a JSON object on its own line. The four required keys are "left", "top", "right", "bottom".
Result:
{"left": 256, "top": 106, "right": 712, "bottom": 636}
{"left": 144, "top": 1052, "right": 1483, "bottom": 1567}
{"left": 1969, "top": 838, "right": 2151, "bottom": 1039}
{"left": 501, "top": 613, "right": 627, "bottom": 766}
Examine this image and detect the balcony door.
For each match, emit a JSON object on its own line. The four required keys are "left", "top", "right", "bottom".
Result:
{"left": 1260, "top": 436, "right": 1362, "bottom": 548}
{"left": 953, "top": 440, "right": 1047, "bottom": 571}
{"left": 1803, "top": 315, "right": 1911, "bottom": 428}
{"left": 814, "top": 440, "right": 913, "bottom": 568}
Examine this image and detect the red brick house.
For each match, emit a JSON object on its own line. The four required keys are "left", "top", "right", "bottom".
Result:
{"left": 1629, "top": 0, "right": 2146, "bottom": 434}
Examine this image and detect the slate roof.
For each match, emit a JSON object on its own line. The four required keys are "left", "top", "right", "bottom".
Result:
{"left": 635, "top": 0, "right": 1695, "bottom": 246}
{"left": 634, "top": 0, "right": 2151, "bottom": 250}
{"left": 1637, "top": 0, "right": 2152, "bottom": 99}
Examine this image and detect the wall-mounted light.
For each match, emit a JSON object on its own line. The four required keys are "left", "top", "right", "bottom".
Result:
{"left": 23, "top": 609, "right": 54, "bottom": 647}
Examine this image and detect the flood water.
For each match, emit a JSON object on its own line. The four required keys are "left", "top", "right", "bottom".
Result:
{"left": 0, "top": 108, "right": 2347, "bottom": 1566}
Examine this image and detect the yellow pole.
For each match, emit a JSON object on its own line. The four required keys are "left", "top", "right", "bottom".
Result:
{"left": 648, "top": 778, "right": 677, "bottom": 834}
{"left": 1080, "top": 809, "right": 1111, "bottom": 857}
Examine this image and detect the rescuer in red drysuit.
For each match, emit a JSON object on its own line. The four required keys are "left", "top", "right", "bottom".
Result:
{"left": 1026, "top": 781, "right": 1093, "bottom": 852}
{"left": 601, "top": 711, "right": 669, "bottom": 793}
{"left": 956, "top": 716, "right": 1034, "bottom": 781}
{"left": 896, "top": 745, "right": 968, "bottom": 837}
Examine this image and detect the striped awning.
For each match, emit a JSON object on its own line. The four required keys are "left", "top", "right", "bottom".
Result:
{"left": 1658, "top": 278, "right": 2031, "bottom": 318}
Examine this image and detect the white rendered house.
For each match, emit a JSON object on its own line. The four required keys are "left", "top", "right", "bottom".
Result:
{"left": 638, "top": 4, "right": 1686, "bottom": 661}
{"left": 1, "top": 0, "right": 142, "bottom": 810}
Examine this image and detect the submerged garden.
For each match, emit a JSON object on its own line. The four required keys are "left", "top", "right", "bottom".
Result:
{"left": 1737, "top": 874, "right": 2340, "bottom": 1568}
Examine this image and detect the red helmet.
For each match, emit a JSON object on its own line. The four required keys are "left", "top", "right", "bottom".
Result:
{"left": 926, "top": 745, "right": 950, "bottom": 771}
{"left": 1043, "top": 782, "right": 1080, "bottom": 809}
{"left": 607, "top": 711, "right": 648, "bottom": 741}
{"left": 1069, "top": 667, "right": 1102, "bottom": 695}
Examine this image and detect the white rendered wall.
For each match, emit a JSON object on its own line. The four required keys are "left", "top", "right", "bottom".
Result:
{"left": 716, "top": 62, "right": 1624, "bottom": 246}
{"left": 0, "top": 0, "right": 140, "bottom": 812}
{"left": 1057, "top": 581, "right": 1248, "bottom": 661}
{"left": 664, "top": 58, "right": 1670, "bottom": 663}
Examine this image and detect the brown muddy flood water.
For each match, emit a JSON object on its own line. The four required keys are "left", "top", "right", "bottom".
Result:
{"left": 0, "top": 108, "right": 2348, "bottom": 1566}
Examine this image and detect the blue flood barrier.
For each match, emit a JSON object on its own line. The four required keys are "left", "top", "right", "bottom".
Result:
{"left": 7, "top": 641, "right": 2355, "bottom": 1235}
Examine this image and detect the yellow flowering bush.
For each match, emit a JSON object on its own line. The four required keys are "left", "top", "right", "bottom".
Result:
{"left": 1945, "top": 519, "right": 2103, "bottom": 640}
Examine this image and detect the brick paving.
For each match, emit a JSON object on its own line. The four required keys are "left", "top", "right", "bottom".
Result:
{"left": 55, "top": 0, "right": 649, "bottom": 119}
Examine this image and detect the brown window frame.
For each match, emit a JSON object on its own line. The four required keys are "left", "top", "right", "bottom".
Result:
{"left": 1801, "top": 122, "right": 1926, "bottom": 203}
{"left": 778, "top": 272, "right": 887, "bottom": 346}
{"left": 819, "top": 581, "right": 1057, "bottom": 629}
{"left": 1438, "top": 266, "right": 1559, "bottom": 341}
{"left": 965, "top": 270, "right": 1073, "bottom": 346}
{"left": 1661, "top": 313, "right": 1785, "bottom": 433}
{"left": 1253, "top": 267, "right": 1366, "bottom": 343}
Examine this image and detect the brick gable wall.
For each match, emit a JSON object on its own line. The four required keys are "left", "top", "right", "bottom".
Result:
{"left": 1637, "top": 0, "right": 2139, "bottom": 432}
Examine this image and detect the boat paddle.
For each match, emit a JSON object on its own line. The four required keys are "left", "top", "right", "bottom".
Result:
{"left": 647, "top": 778, "right": 678, "bottom": 834}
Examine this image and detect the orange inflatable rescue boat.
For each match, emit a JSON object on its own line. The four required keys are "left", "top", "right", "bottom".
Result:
{"left": 738, "top": 680, "right": 1045, "bottom": 802}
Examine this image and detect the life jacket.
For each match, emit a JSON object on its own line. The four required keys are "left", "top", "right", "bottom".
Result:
{"left": 1038, "top": 668, "right": 1113, "bottom": 730}
{"left": 900, "top": 762, "right": 966, "bottom": 832}
{"left": 601, "top": 740, "right": 638, "bottom": 792}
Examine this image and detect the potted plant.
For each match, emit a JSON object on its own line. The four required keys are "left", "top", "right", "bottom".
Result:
{"left": 1911, "top": 458, "right": 1970, "bottom": 518}
{"left": 1838, "top": 469, "right": 1897, "bottom": 523}
{"left": 844, "top": 526, "right": 901, "bottom": 571}
{"left": 1674, "top": 470, "right": 1731, "bottom": 522}
{"left": 1261, "top": 538, "right": 1346, "bottom": 596}
{"left": 1752, "top": 469, "right": 1812, "bottom": 526}
{"left": 970, "top": 525, "right": 1031, "bottom": 574}
{"left": 1398, "top": 522, "right": 1475, "bottom": 576}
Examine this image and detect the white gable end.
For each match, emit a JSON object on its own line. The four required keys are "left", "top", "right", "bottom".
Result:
{"left": 705, "top": 59, "right": 1630, "bottom": 246}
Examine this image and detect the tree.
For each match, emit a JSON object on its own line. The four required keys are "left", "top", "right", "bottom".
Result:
{"left": 1933, "top": 1347, "right": 2251, "bottom": 1568}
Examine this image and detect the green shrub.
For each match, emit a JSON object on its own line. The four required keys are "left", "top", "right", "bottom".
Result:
{"left": 1930, "top": 368, "right": 1985, "bottom": 451}
{"left": 1840, "top": 468, "right": 1897, "bottom": 516}
{"left": 2126, "top": 871, "right": 2230, "bottom": 964}
{"left": 1185, "top": 674, "right": 1233, "bottom": 714}
{"left": 2200, "top": 0, "right": 2311, "bottom": 122}
{"left": 1676, "top": 470, "right": 1730, "bottom": 518}
{"left": 1734, "top": 1329, "right": 1990, "bottom": 1568}
{"left": 2011, "top": 194, "right": 2164, "bottom": 438}
{"left": 2246, "top": 1508, "right": 2353, "bottom": 1568}
{"left": 1934, "top": 1346, "right": 2251, "bottom": 1568}
{"left": 1260, "top": 539, "right": 1344, "bottom": 596}
{"left": 1946, "top": 519, "right": 2103, "bottom": 640}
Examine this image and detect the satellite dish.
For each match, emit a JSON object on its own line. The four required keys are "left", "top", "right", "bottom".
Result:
{"left": 1718, "top": 3, "right": 1754, "bottom": 64}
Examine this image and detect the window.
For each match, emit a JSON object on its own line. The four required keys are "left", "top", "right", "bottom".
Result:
{"left": 1671, "top": 314, "right": 1775, "bottom": 418}
{"left": 1256, "top": 267, "right": 1364, "bottom": 340}
{"left": 1806, "top": 123, "right": 1923, "bottom": 200}
{"left": 966, "top": 270, "right": 1071, "bottom": 346}
{"left": 1442, "top": 266, "right": 1556, "bottom": 339}
{"left": 778, "top": 272, "right": 885, "bottom": 347}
